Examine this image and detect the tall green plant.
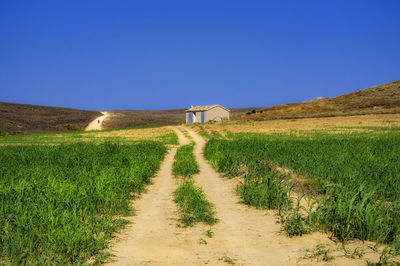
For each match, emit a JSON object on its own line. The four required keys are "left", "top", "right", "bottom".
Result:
{"left": 172, "top": 144, "right": 199, "bottom": 178}
{"left": 173, "top": 180, "right": 217, "bottom": 227}
{"left": 172, "top": 144, "right": 217, "bottom": 227}
{"left": 204, "top": 130, "right": 400, "bottom": 245}
{"left": 0, "top": 142, "right": 166, "bottom": 264}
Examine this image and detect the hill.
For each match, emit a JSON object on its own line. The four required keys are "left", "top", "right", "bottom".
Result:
{"left": 234, "top": 80, "right": 400, "bottom": 121}
{"left": 102, "top": 109, "right": 186, "bottom": 129}
{"left": 102, "top": 107, "right": 261, "bottom": 129}
{"left": 0, "top": 102, "right": 102, "bottom": 135}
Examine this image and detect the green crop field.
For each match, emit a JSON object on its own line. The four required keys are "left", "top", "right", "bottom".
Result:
{"left": 0, "top": 142, "right": 166, "bottom": 264}
{"left": 204, "top": 129, "right": 400, "bottom": 249}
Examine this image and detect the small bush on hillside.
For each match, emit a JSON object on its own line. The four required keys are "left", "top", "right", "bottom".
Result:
{"left": 0, "top": 129, "right": 8, "bottom": 137}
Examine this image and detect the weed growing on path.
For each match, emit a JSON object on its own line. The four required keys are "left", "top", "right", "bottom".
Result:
{"left": 198, "top": 238, "right": 208, "bottom": 245}
{"left": 304, "top": 242, "right": 334, "bottom": 262}
{"left": 220, "top": 256, "right": 235, "bottom": 265}
{"left": 204, "top": 228, "right": 214, "bottom": 238}
{"left": 180, "top": 128, "right": 193, "bottom": 141}
{"left": 172, "top": 144, "right": 217, "bottom": 227}
{"left": 173, "top": 180, "right": 217, "bottom": 227}
{"left": 172, "top": 144, "right": 199, "bottom": 178}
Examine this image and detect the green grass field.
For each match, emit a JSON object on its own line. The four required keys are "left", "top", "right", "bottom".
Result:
{"left": 0, "top": 142, "right": 167, "bottom": 264}
{"left": 204, "top": 129, "right": 400, "bottom": 247}
{"left": 2, "top": 121, "right": 399, "bottom": 263}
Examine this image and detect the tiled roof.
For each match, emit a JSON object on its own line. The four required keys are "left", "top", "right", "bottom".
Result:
{"left": 186, "top": 105, "right": 228, "bottom": 112}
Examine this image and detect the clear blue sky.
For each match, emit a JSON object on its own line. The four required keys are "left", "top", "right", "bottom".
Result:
{"left": 1, "top": 1, "right": 399, "bottom": 110}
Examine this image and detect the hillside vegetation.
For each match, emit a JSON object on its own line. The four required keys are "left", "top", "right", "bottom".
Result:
{"left": 0, "top": 102, "right": 101, "bottom": 135}
{"left": 234, "top": 80, "right": 400, "bottom": 120}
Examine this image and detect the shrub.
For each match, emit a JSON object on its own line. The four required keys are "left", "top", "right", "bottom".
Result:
{"left": 0, "top": 129, "right": 8, "bottom": 137}
{"left": 282, "top": 208, "right": 311, "bottom": 237}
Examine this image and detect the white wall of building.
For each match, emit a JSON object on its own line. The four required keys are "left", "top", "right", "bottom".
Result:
{"left": 204, "top": 106, "right": 229, "bottom": 122}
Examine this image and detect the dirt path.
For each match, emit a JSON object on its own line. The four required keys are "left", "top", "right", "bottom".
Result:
{"left": 180, "top": 126, "right": 371, "bottom": 265}
{"left": 108, "top": 130, "right": 212, "bottom": 265}
{"left": 171, "top": 127, "right": 191, "bottom": 145}
{"left": 108, "top": 126, "right": 372, "bottom": 265}
{"left": 85, "top": 112, "right": 108, "bottom": 131}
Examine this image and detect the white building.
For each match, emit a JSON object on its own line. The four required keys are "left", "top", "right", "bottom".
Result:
{"left": 186, "top": 105, "right": 230, "bottom": 124}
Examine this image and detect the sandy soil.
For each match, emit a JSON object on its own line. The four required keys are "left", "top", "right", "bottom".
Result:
{"left": 109, "top": 147, "right": 206, "bottom": 265}
{"left": 107, "top": 126, "right": 383, "bottom": 265}
{"left": 85, "top": 112, "right": 109, "bottom": 131}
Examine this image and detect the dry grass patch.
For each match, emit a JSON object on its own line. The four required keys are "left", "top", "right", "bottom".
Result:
{"left": 0, "top": 127, "right": 178, "bottom": 145}
{"left": 190, "top": 113, "right": 400, "bottom": 136}
{"left": 234, "top": 80, "right": 400, "bottom": 121}
{"left": 0, "top": 102, "right": 101, "bottom": 135}
{"left": 89, "top": 127, "right": 173, "bottom": 139}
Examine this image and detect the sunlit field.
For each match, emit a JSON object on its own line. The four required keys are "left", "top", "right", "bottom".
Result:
{"left": 0, "top": 128, "right": 174, "bottom": 264}
{"left": 0, "top": 127, "right": 178, "bottom": 146}
{"left": 204, "top": 126, "right": 400, "bottom": 262}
